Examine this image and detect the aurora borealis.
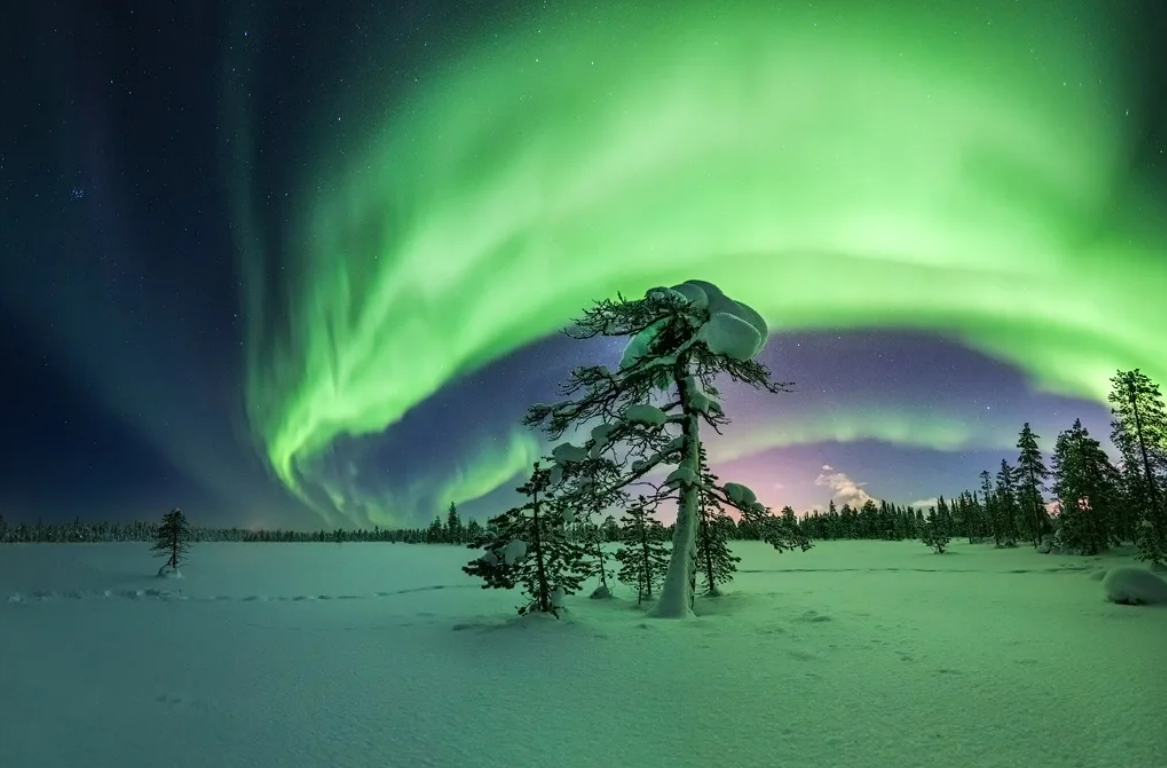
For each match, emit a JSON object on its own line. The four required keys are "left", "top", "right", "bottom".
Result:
{"left": 2, "top": 0, "right": 1165, "bottom": 528}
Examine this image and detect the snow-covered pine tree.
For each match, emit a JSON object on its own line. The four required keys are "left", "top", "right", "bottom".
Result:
{"left": 614, "top": 497, "right": 671, "bottom": 604}
{"left": 693, "top": 445, "right": 740, "bottom": 597}
{"left": 462, "top": 462, "right": 590, "bottom": 617}
{"left": 920, "top": 506, "right": 950, "bottom": 553}
{"left": 1108, "top": 369, "right": 1167, "bottom": 565}
{"left": 151, "top": 507, "right": 191, "bottom": 576}
{"left": 1015, "top": 423, "right": 1051, "bottom": 547}
{"left": 1051, "top": 419, "right": 1120, "bottom": 556}
{"left": 524, "top": 280, "right": 792, "bottom": 618}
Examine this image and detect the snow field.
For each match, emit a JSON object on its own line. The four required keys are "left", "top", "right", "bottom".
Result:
{"left": 0, "top": 540, "right": 1163, "bottom": 768}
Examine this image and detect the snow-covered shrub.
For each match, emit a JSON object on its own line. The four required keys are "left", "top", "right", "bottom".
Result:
{"left": 1101, "top": 567, "right": 1167, "bottom": 605}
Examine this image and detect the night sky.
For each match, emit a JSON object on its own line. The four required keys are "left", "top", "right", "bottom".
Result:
{"left": 2, "top": 0, "right": 1166, "bottom": 530}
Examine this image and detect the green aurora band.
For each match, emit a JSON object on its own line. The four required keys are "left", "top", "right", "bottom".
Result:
{"left": 230, "top": 1, "right": 1167, "bottom": 524}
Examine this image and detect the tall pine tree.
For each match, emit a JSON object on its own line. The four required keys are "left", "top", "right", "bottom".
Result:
{"left": 523, "top": 280, "right": 794, "bottom": 618}
{"left": 1015, "top": 423, "right": 1051, "bottom": 547}
{"left": 446, "top": 502, "right": 464, "bottom": 544}
{"left": 1051, "top": 420, "right": 1120, "bottom": 555}
{"left": 1108, "top": 370, "right": 1167, "bottom": 564}
{"left": 979, "top": 470, "right": 1000, "bottom": 546}
{"left": 994, "top": 460, "right": 1021, "bottom": 546}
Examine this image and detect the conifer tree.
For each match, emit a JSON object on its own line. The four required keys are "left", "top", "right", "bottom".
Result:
{"left": 979, "top": 470, "right": 1000, "bottom": 546}
{"left": 920, "top": 506, "right": 950, "bottom": 553}
{"left": 446, "top": 502, "right": 464, "bottom": 544}
{"left": 1015, "top": 423, "right": 1051, "bottom": 547}
{"left": 426, "top": 515, "right": 445, "bottom": 544}
{"left": 615, "top": 497, "right": 671, "bottom": 604}
{"left": 523, "top": 280, "right": 793, "bottom": 618}
{"left": 465, "top": 518, "right": 482, "bottom": 542}
{"left": 995, "top": 460, "right": 1021, "bottom": 546}
{"left": 1051, "top": 420, "right": 1120, "bottom": 555}
{"left": 463, "top": 462, "right": 589, "bottom": 617}
{"left": 1108, "top": 370, "right": 1167, "bottom": 564}
{"left": 601, "top": 514, "right": 621, "bottom": 542}
{"left": 579, "top": 518, "right": 616, "bottom": 599}
{"left": 152, "top": 507, "right": 191, "bottom": 576}
{"left": 693, "top": 446, "right": 740, "bottom": 597}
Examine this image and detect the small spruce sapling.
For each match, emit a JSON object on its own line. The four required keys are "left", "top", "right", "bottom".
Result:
{"left": 693, "top": 446, "right": 740, "bottom": 597}
{"left": 581, "top": 520, "right": 615, "bottom": 598}
{"left": 920, "top": 507, "right": 950, "bottom": 553}
{"left": 462, "top": 462, "right": 589, "bottom": 617}
{"left": 614, "top": 497, "right": 671, "bottom": 604}
{"left": 557, "top": 454, "right": 624, "bottom": 599}
{"left": 152, "top": 507, "right": 191, "bottom": 576}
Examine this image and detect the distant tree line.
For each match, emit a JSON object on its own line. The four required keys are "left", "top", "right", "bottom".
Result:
{"left": 3, "top": 369, "right": 1161, "bottom": 571}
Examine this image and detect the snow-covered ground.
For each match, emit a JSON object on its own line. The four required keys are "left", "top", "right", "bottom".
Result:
{"left": 1, "top": 540, "right": 1163, "bottom": 768}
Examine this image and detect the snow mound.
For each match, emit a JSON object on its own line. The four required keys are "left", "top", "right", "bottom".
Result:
{"left": 698, "top": 312, "right": 763, "bottom": 361}
{"left": 549, "top": 464, "right": 564, "bottom": 485}
{"left": 669, "top": 282, "right": 709, "bottom": 309}
{"left": 552, "top": 442, "right": 588, "bottom": 464}
{"left": 625, "top": 404, "right": 667, "bottom": 426}
{"left": 720, "top": 299, "right": 769, "bottom": 343}
{"left": 620, "top": 320, "right": 665, "bottom": 370}
{"left": 479, "top": 550, "right": 498, "bottom": 566}
{"left": 1102, "top": 567, "right": 1167, "bottom": 605}
{"left": 680, "top": 279, "right": 726, "bottom": 306}
{"left": 664, "top": 466, "right": 698, "bottom": 489}
{"left": 684, "top": 379, "right": 723, "bottom": 416}
{"left": 551, "top": 586, "right": 566, "bottom": 609}
{"left": 724, "top": 482, "right": 758, "bottom": 506}
{"left": 503, "top": 539, "right": 528, "bottom": 566}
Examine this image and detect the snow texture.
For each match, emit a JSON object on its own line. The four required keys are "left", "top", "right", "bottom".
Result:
{"left": 684, "top": 380, "right": 722, "bottom": 417}
{"left": 625, "top": 404, "right": 668, "bottom": 426}
{"left": 552, "top": 442, "right": 589, "bottom": 464}
{"left": 664, "top": 466, "right": 698, "bottom": 489}
{"left": 1101, "top": 566, "right": 1167, "bottom": 605}
{"left": 590, "top": 423, "right": 615, "bottom": 445}
{"left": 503, "top": 539, "right": 528, "bottom": 566}
{"left": 669, "top": 281, "right": 709, "bottom": 309}
{"left": 2, "top": 541, "right": 1164, "bottom": 768}
{"left": 697, "top": 311, "right": 763, "bottom": 361}
{"left": 549, "top": 464, "right": 564, "bottom": 486}
{"left": 723, "top": 482, "right": 758, "bottom": 506}
{"left": 619, "top": 320, "right": 665, "bottom": 370}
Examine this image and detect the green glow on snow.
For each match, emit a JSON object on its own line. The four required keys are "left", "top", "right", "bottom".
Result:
{"left": 230, "top": 0, "right": 1166, "bottom": 521}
